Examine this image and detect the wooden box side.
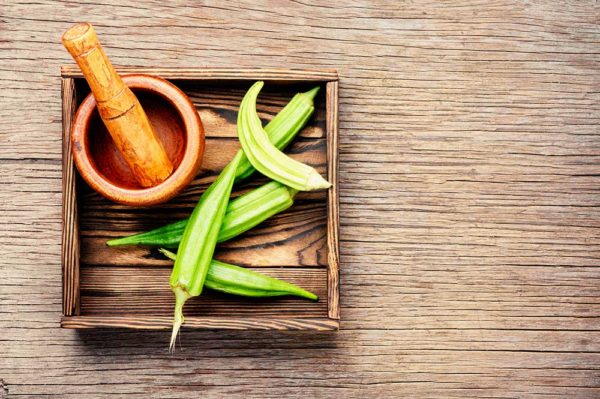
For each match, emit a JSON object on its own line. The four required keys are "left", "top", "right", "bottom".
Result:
{"left": 61, "top": 316, "right": 339, "bottom": 330}
{"left": 61, "top": 66, "right": 338, "bottom": 82}
{"left": 61, "top": 77, "right": 80, "bottom": 317}
{"left": 61, "top": 68, "right": 339, "bottom": 330}
{"left": 326, "top": 81, "right": 340, "bottom": 321}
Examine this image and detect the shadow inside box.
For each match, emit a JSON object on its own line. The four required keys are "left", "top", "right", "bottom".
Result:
{"left": 75, "top": 327, "right": 340, "bottom": 357}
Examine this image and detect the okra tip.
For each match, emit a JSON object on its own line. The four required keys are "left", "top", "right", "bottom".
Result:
{"left": 106, "top": 237, "right": 130, "bottom": 247}
{"left": 306, "top": 171, "right": 332, "bottom": 191}
{"left": 159, "top": 248, "right": 177, "bottom": 261}
{"left": 302, "top": 291, "right": 319, "bottom": 301}
{"left": 303, "top": 86, "right": 320, "bottom": 101}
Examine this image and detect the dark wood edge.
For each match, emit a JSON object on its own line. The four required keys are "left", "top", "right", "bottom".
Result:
{"left": 326, "top": 81, "right": 340, "bottom": 320}
{"left": 61, "top": 316, "right": 340, "bottom": 331}
{"left": 61, "top": 66, "right": 339, "bottom": 81}
{"left": 61, "top": 77, "right": 80, "bottom": 316}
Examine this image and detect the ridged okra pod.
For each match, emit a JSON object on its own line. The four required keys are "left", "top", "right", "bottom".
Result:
{"left": 106, "top": 181, "right": 297, "bottom": 248}
{"left": 161, "top": 249, "right": 317, "bottom": 300}
{"left": 235, "top": 86, "right": 320, "bottom": 181}
{"left": 169, "top": 155, "right": 240, "bottom": 350}
{"left": 238, "top": 81, "right": 331, "bottom": 191}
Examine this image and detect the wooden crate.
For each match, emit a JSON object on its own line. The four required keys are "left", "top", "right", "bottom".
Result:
{"left": 61, "top": 67, "right": 340, "bottom": 330}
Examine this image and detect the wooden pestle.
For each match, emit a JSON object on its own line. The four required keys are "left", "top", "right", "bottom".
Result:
{"left": 62, "top": 23, "right": 173, "bottom": 187}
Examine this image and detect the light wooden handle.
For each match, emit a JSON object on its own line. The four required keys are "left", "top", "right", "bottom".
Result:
{"left": 62, "top": 23, "right": 173, "bottom": 188}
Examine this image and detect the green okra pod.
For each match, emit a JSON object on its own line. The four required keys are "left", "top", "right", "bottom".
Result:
{"left": 218, "top": 181, "right": 298, "bottom": 242}
{"left": 169, "top": 155, "right": 240, "bottom": 351}
{"left": 238, "top": 81, "right": 331, "bottom": 191}
{"left": 235, "top": 86, "right": 320, "bottom": 181}
{"left": 160, "top": 249, "right": 317, "bottom": 300}
{"left": 106, "top": 181, "right": 297, "bottom": 248}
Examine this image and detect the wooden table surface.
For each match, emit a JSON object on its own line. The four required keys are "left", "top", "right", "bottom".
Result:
{"left": 1, "top": 1, "right": 599, "bottom": 397}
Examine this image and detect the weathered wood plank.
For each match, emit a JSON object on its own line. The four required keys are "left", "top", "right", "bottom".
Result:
{"left": 326, "top": 80, "right": 340, "bottom": 320}
{"left": 62, "top": 66, "right": 339, "bottom": 81}
{"left": 2, "top": 0, "right": 600, "bottom": 397}
{"left": 81, "top": 201, "right": 327, "bottom": 268}
{"left": 61, "top": 77, "right": 79, "bottom": 316}
{"left": 78, "top": 266, "right": 327, "bottom": 318}
{"left": 61, "top": 315, "right": 339, "bottom": 330}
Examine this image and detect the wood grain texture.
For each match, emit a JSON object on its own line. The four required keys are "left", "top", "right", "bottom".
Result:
{"left": 62, "top": 66, "right": 339, "bottom": 81}
{"left": 2, "top": 0, "right": 600, "bottom": 398}
{"left": 61, "top": 316, "right": 339, "bottom": 330}
{"left": 81, "top": 201, "right": 328, "bottom": 268}
{"left": 80, "top": 266, "right": 327, "bottom": 318}
{"left": 61, "top": 78, "right": 79, "bottom": 316}
{"left": 326, "top": 81, "right": 340, "bottom": 320}
{"left": 78, "top": 266, "right": 327, "bottom": 318}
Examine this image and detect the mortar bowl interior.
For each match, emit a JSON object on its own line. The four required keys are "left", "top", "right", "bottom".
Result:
{"left": 71, "top": 74, "right": 204, "bottom": 206}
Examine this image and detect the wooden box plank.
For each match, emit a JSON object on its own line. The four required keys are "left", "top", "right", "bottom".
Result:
{"left": 326, "top": 81, "right": 340, "bottom": 320}
{"left": 61, "top": 77, "right": 79, "bottom": 317}
{"left": 61, "top": 316, "right": 339, "bottom": 331}
{"left": 61, "top": 67, "right": 339, "bottom": 330}
{"left": 79, "top": 267, "right": 327, "bottom": 317}
{"left": 80, "top": 201, "right": 328, "bottom": 268}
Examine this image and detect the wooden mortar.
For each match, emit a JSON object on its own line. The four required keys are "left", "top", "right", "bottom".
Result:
{"left": 62, "top": 22, "right": 173, "bottom": 187}
{"left": 70, "top": 74, "right": 204, "bottom": 206}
